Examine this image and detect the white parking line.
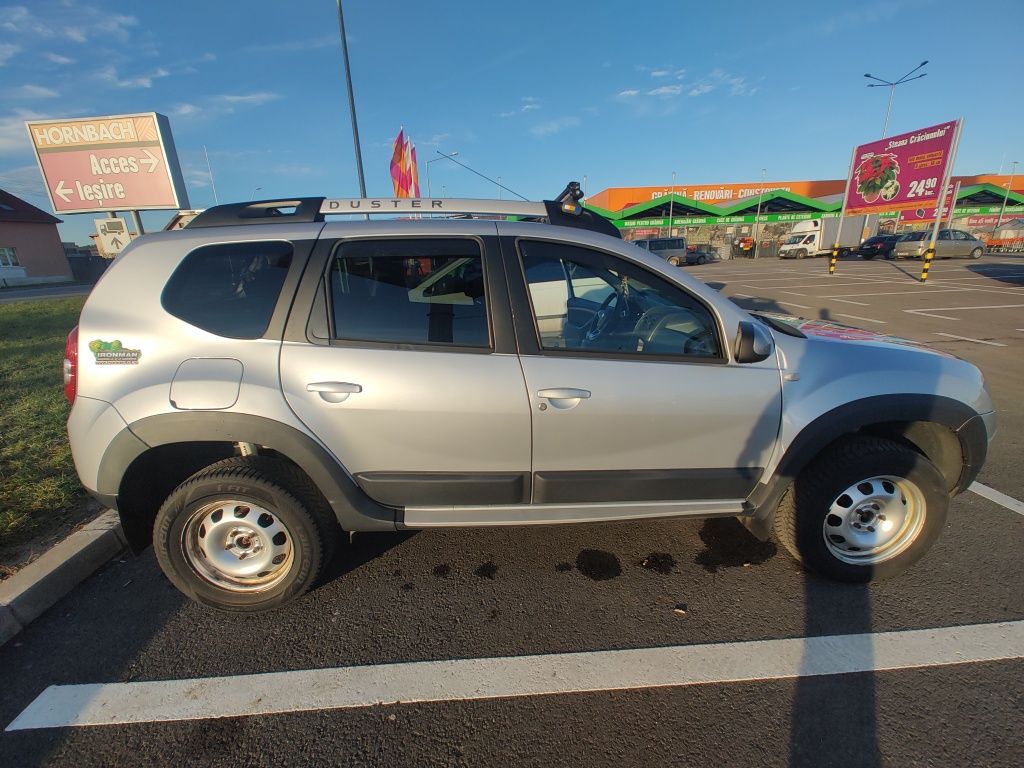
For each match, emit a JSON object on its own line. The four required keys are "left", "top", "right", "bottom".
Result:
{"left": 7, "top": 621, "right": 1024, "bottom": 731}
{"left": 732, "top": 293, "right": 755, "bottom": 298}
{"left": 934, "top": 333, "right": 1007, "bottom": 347}
{"left": 782, "top": 302, "right": 811, "bottom": 309}
{"left": 779, "top": 291, "right": 807, "bottom": 296}
{"left": 905, "top": 304, "right": 1024, "bottom": 321}
{"left": 831, "top": 298, "right": 871, "bottom": 306}
{"left": 970, "top": 483, "right": 1024, "bottom": 516}
{"left": 835, "top": 313, "right": 887, "bottom": 324}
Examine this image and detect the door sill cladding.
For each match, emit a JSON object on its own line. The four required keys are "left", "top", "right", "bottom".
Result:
{"left": 400, "top": 499, "right": 746, "bottom": 528}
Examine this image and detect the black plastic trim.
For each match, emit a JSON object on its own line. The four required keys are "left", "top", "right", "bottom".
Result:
{"left": 542, "top": 200, "right": 621, "bottom": 239}
{"left": 119, "top": 413, "right": 396, "bottom": 531}
{"left": 187, "top": 198, "right": 326, "bottom": 228}
{"left": 745, "top": 395, "right": 986, "bottom": 526}
{"left": 533, "top": 468, "right": 760, "bottom": 504}
{"left": 355, "top": 472, "right": 530, "bottom": 506}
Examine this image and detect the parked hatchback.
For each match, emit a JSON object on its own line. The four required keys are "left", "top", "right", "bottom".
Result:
{"left": 892, "top": 229, "right": 985, "bottom": 260}
{"left": 856, "top": 234, "right": 900, "bottom": 260}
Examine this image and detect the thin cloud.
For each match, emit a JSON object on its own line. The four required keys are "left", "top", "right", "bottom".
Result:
{"left": 530, "top": 116, "right": 579, "bottom": 137}
{"left": 650, "top": 69, "right": 670, "bottom": 78}
{"left": 0, "top": 43, "right": 17, "bottom": 66}
{"left": 617, "top": 89, "right": 639, "bottom": 98}
{"left": 688, "top": 83, "right": 713, "bottom": 96}
{"left": 0, "top": 108, "right": 47, "bottom": 154}
{"left": 44, "top": 52, "right": 74, "bottom": 64}
{"left": 16, "top": 84, "right": 59, "bottom": 98}
{"left": 215, "top": 92, "right": 280, "bottom": 106}
{"left": 96, "top": 65, "right": 170, "bottom": 88}
{"left": 648, "top": 85, "right": 682, "bottom": 97}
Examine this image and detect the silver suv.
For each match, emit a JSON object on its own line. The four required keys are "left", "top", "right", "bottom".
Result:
{"left": 64, "top": 185, "right": 994, "bottom": 611}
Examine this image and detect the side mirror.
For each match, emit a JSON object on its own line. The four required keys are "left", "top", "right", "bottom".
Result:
{"left": 735, "top": 321, "right": 774, "bottom": 363}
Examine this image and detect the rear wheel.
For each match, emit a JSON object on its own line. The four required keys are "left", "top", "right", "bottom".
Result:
{"left": 697, "top": 255, "right": 707, "bottom": 265}
{"left": 970, "top": 247, "right": 983, "bottom": 260}
{"left": 153, "top": 456, "right": 338, "bottom": 611}
{"left": 667, "top": 256, "right": 683, "bottom": 267}
{"left": 861, "top": 252, "right": 875, "bottom": 260}
{"left": 773, "top": 437, "right": 948, "bottom": 582}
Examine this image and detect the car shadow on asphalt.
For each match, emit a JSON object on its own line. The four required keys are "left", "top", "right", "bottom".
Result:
{"left": 966, "top": 264, "right": 1024, "bottom": 285}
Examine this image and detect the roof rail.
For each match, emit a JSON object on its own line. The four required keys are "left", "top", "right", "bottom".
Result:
{"left": 187, "top": 198, "right": 325, "bottom": 228}
{"left": 185, "top": 182, "right": 620, "bottom": 238}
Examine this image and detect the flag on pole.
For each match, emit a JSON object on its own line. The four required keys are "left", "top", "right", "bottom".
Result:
{"left": 400, "top": 136, "right": 412, "bottom": 197}
{"left": 409, "top": 144, "right": 420, "bottom": 197}
{"left": 390, "top": 127, "right": 405, "bottom": 197}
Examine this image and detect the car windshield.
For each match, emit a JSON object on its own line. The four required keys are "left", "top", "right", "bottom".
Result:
{"left": 783, "top": 234, "right": 806, "bottom": 244}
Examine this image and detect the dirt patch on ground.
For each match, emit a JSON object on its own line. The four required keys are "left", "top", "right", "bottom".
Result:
{"left": 0, "top": 499, "right": 104, "bottom": 581}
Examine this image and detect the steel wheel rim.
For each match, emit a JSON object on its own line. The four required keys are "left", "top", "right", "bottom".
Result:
{"left": 822, "top": 475, "right": 926, "bottom": 565}
{"left": 183, "top": 499, "right": 294, "bottom": 592}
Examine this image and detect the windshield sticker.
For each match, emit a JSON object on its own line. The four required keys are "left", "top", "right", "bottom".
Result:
{"left": 88, "top": 339, "right": 142, "bottom": 365}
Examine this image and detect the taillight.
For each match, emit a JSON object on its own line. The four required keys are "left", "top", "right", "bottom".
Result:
{"left": 63, "top": 325, "right": 79, "bottom": 404}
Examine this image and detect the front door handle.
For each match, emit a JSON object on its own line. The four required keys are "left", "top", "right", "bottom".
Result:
{"left": 306, "top": 381, "right": 362, "bottom": 404}
{"left": 538, "top": 387, "right": 591, "bottom": 410}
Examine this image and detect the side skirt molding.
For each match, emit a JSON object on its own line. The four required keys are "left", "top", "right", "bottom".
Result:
{"left": 400, "top": 499, "right": 746, "bottom": 528}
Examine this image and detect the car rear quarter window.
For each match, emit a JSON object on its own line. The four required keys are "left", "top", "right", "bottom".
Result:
{"left": 329, "top": 238, "right": 490, "bottom": 348}
{"left": 161, "top": 241, "right": 293, "bottom": 339}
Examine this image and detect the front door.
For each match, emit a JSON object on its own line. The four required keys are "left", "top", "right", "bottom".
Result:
{"left": 280, "top": 228, "right": 532, "bottom": 508}
{"left": 508, "top": 237, "right": 782, "bottom": 504}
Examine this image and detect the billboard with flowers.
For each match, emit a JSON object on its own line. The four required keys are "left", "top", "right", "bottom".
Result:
{"left": 844, "top": 121, "right": 959, "bottom": 215}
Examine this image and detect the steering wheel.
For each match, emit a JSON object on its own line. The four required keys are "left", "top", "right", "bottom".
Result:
{"left": 583, "top": 287, "right": 627, "bottom": 345}
{"left": 633, "top": 307, "right": 715, "bottom": 356}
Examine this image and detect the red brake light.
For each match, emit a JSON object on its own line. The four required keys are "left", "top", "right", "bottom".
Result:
{"left": 64, "top": 325, "right": 79, "bottom": 404}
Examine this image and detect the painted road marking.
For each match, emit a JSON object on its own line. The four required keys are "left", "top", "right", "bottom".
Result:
{"left": 779, "top": 291, "right": 807, "bottom": 296}
{"left": 832, "top": 298, "right": 871, "bottom": 306}
{"left": 733, "top": 293, "right": 755, "bottom": 298}
{"left": 970, "top": 483, "right": 1024, "bottom": 516}
{"left": 7, "top": 622, "right": 1024, "bottom": 731}
{"left": 905, "top": 304, "right": 1024, "bottom": 321}
{"left": 836, "top": 313, "right": 887, "bottom": 324}
{"left": 782, "top": 302, "right": 811, "bottom": 309}
{"left": 934, "top": 333, "right": 1007, "bottom": 347}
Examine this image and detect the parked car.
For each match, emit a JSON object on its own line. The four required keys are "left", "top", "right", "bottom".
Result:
{"left": 635, "top": 236, "right": 689, "bottom": 266}
{"left": 856, "top": 234, "right": 900, "bottom": 260}
{"left": 892, "top": 229, "right": 986, "bottom": 260}
{"left": 65, "top": 185, "right": 993, "bottom": 610}
{"left": 684, "top": 245, "right": 718, "bottom": 265}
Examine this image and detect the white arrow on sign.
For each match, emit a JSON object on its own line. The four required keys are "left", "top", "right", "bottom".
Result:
{"left": 55, "top": 180, "right": 73, "bottom": 203}
{"left": 141, "top": 149, "right": 158, "bottom": 173}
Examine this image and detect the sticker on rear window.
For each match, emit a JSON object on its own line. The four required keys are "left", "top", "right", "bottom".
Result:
{"left": 88, "top": 339, "right": 142, "bottom": 365}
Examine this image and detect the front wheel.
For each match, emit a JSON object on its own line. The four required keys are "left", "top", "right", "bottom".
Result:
{"left": 795, "top": 249, "right": 808, "bottom": 260}
{"left": 773, "top": 437, "right": 948, "bottom": 582}
{"left": 861, "top": 252, "right": 875, "bottom": 260}
{"left": 970, "top": 247, "right": 983, "bottom": 260}
{"left": 153, "top": 456, "right": 338, "bottom": 611}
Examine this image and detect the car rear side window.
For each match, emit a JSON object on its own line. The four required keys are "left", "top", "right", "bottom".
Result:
{"left": 329, "top": 238, "right": 490, "bottom": 348}
{"left": 161, "top": 241, "right": 293, "bottom": 339}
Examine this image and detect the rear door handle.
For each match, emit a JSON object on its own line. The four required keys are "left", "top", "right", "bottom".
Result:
{"left": 306, "top": 381, "right": 362, "bottom": 403}
{"left": 538, "top": 387, "right": 591, "bottom": 410}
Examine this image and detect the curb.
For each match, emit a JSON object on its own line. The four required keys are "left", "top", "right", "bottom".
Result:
{"left": 0, "top": 511, "right": 126, "bottom": 646}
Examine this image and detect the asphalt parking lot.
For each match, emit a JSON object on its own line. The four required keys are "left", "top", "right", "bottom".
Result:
{"left": 1, "top": 253, "right": 1022, "bottom": 767}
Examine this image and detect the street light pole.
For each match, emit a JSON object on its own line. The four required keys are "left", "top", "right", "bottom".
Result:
{"left": 425, "top": 151, "right": 459, "bottom": 197}
{"left": 865, "top": 61, "right": 928, "bottom": 138}
{"left": 335, "top": 0, "right": 367, "bottom": 197}
{"left": 667, "top": 171, "right": 675, "bottom": 238}
{"left": 753, "top": 168, "right": 766, "bottom": 259}
{"left": 994, "top": 160, "right": 1018, "bottom": 231}
{"left": 249, "top": 186, "right": 262, "bottom": 201}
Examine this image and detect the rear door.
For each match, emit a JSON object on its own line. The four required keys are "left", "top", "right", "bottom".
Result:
{"left": 503, "top": 234, "right": 782, "bottom": 505}
{"left": 280, "top": 222, "right": 532, "bottom": 509}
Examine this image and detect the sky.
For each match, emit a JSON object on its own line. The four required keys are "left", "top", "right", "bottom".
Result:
{"left": 1, "top": 0, "right": 1023, "bottom": 244}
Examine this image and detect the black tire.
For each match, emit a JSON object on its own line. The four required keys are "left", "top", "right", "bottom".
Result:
{"left": 884, "top": 252, "right": 896, "bottom": 260}
{"left": 667, "top": 256, "right": 683, "bottom": 267}
{"left": 772, "top": 437, "right": 948, "bottom": 582}
{"left": 153, "top": 456, "right": 338, "bottom": 612}
{"left": 795, "top": 249, "right": 807, "bottom": 260}
{"left": 970, "top": 247, "right": 983, "bottom": 260}
{"left": 861, "top": 252, "right": 875, "bottom": 260}
{"left": 697, "top": 255, "right": 707, "bottom": 265}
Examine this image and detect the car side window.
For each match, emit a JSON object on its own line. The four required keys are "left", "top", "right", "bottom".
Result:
{"left": 938, "top": 230, "right": 952, "bottom": 240}
{"left": 329, "top": 238, "right": 490, "bottom": 348}
{"left": 519, "top": 239, "right": 721, "bottom": 359}
{"left": 952, "top": 230, "right": 970, "bottom": 241}
{"left": 161, "top": 240, "right": 292, "bottom": 339}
